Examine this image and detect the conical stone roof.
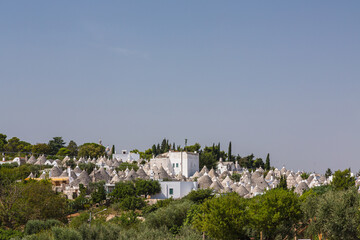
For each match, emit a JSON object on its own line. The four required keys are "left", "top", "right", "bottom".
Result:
{"left": 27, "top": 155, "right": 37, "bottom": 164}
{"left": 210, "top": 180, "right": 223, "bottom": 192}
{"left": 200, "top": 166, "right": 209, "bottom": 175}
{"left": 208, "top": 168, "right": 218, "bottom": 178}
{"left": 198, "top": 174, "right": 213, "bottom": 189}
{"left": 294, "top": 181, "right": 309, "bottom": 195}
{"left": 50, "top": 166, "right": 62, "bottom": 178}
{"left": 236, "top": 185, "right": 249, "bottom": 197}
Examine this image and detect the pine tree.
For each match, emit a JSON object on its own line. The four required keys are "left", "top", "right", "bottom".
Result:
{"left": 265, "top": 153, "right": 270, "bottom": 170}
{"left": 111, "top": 145, "right": 115, "bottom": 155}
{"left": 228, "top": 141, "right": 232, "bottom": 162}
{"left": 152, "top": 144, "right": 157, "bottom": 156}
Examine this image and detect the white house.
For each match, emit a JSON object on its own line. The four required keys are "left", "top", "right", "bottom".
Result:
{"left": 151, "top": 181, "right": 198, "bottom": 199}
{"left": 149, "top": 151, "right": 199, "bottom": 178}
{"left": 113, "top": 150, "right": 140, "bottom": 162}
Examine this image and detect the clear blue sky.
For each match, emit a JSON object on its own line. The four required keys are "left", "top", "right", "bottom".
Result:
{"left": 1, "top": 1, "right": 360, "bottom": 173}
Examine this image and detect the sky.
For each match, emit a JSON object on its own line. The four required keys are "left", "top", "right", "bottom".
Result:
{"left": 0, "top": 1, "right": 360, "bottom": 173}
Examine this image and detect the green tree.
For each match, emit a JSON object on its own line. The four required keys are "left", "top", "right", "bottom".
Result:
{"left": 0, "top": 134, "right": 7, "bottom": 151}
{"left": 193, "top": 193, "right": 250, "bottom": 240}
{"left": 277, "top": 175, "right": 287, "bottom": 190}
{"left": 48, "top": 137, "right": 66, "bottom": 155}
{"left": 228, "top": 141, "right": 232, "bottom": 161}
{"left": 78, "top": 143, "right": 106, "bottom": 158}
{"left": 3, "top": 137, "right": 31, "bottom": 153}
{"left": 110, "top": 182, "right": 136, "bottom": 202}
{"left": 301, "top": 172, "right": 310, "bottom": 180}
{"left": 331, "top": 169, "right": 355, "bottom": 191}
{"left": 184, "top": 189, "right": 214, "bottom": 204}
{"left": 184, "top": 143, "right": 201, "bottom": 153}
{"left": 67, "top": 140, "right": 78, "bottom": 156}
{"left": 57, "top": 147, "right": 71, "bottom": 156}
{"left": 111, "top": 145, "right": 115, "bottom": 155}
{"left": 302, "top": 188, "right": 360, "bottom": 240}
{"left": 135, "top": 179, "right": 161, "bottom": 198}
{"left": 152, "top": 144, "right": 157, "bottom": 156}
{"left": 78, "top": 163, "right": 96, "bottom": 175}
{"left": 146, "top": 200, "right": 194, "bottom": 234}
{"left": 32, "top": 143, "right": 51, "bottom": 155}
{"left": 265, "top": 153, "right": 270, "bottom": 170}
{"left": 249, "top": 188, "right": 302, "bottom": 240}
{"left": 90, "top": 181, "right": 107, "bottom": 204}
{"left": 325, "top": 168, "right": 332, "bottom": 179}
{"left": 0, "top": 180, "right": 67, "bottom": 228}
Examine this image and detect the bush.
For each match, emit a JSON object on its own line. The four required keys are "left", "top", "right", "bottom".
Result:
{"left": 69, "top": 212, "right": 90, "bottom": 228}
{"left": 77, "top": 223, "right": 122, "bottom": 240}
{"left": 52, "top": 227, "right": 82, "bottom": 240}
{"left": 0, "top": 228, "right": 23, "bottom": 240}
{"left": 118, "top": 196, "right": 146, "bottom": 211}
{"left": 108, "top": 211, "right": 140, "bottom": 228}
{"left": 109, "top": 182, "right": 136, "bottom": 202}
{"left": 142, "top": 198, "right": 174, "bottom": 215}
{"left": 24, "top": 219, "right": 62, "bottom": 235}
{"left": 184, "top": 189, "right": 214, "bottom": 204}
{"left": 145, "top": 199, "right": 194, "bottom": 234}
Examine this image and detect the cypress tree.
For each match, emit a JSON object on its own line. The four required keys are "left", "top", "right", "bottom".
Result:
{"left": 265, "top": 153, "right": 270, "bottom": 170}
{"left": 111, "top": 145, "right": 115, "bottom": 155}
{"left": 156, "top": 144, "right": 160, "bottom": 154}
{"left": 228, "top": 141, "right": 232, "bottom": 162}
{"left": 152, "top": 144, "right": 157, "bottom": 156}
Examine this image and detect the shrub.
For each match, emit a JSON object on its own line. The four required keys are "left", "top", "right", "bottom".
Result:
{"left": 52, "top": 227, "right": 82, "bottom": 240}
{"left": 77, "top": 223, "right": 122, "bottom": 240}
{"left": 108, "top": 211, "right": 140, "bottom": 228}
{"left": 25, "top": 219, "right": 62, "bottom": 235}
{"left": 145, "top": 200, "right": 194, "bottom": 234}
{"left": 142, "top": 198, "right": 174, "bottom": 215}
{"left": 69, "top": 212, "right": 90, "bottom": 228}
{"left": 118, "top": 196, "right": 146, "bottom": 211}
{"left": 183, "top": 189, "right": 214, "bottom": 204}
{"left": 0, "top": 228, "right": 23, "bottom": 240}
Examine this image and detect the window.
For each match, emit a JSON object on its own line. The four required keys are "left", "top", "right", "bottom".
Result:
{"left": 169, "top": 188, "right": 174, "bottom": 195}
{"left": 173, "top": 163, "right": 175, "bottom": 168}
{"left": 176, "top": 163, "right": 179, "bottom": 168}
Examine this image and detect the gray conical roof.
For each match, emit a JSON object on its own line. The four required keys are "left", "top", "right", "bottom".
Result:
{"left": 220, "top": 171, "right": 230, "bottom": 180}
{"left": 198, "top": 174, "right": 213, "bottom": 189}
{"left": 75, "top": 170, "right": 91, "bottom": 186}
{"left": 236, "top": 185, "right": 249, "bottom": 197}
{"left": 111, "top": 174, "right": 121, "bottom": 183}
{"left": 294, "top": 181, "right": 309, "bottom": 195}
{"left": 200, "top": 166, "right": 209, "bottom": 175}
{"left": 208, "top": 168, "right": 218, "bottom": 178}
{"left": 191, "top": 171, "right": 201, "bottom": 179}
{"left": 210, "top": 179, "right": 223, "bottom": 192}
{"left": 27, "top": 155, "right": 37, "bottom": 164}
{"left": 95, "top": 167, "right": 111, "bottom": 182}
{"left": 50, "top": 166, "right": 62, "bottom": 178}
{"left": 74, "top": 166, "right": 82, "bottom": 174}
{"left": 157, "top": 166, "right": 170, "bottom": 180}
{"left": 39, "top": 172, "right": 47, "bottom": 180}
{"left": 59, "top": 170, "right": 68, "bottom": 178}
{"left": 27, "top": 172, "right": 34, "bottom": 179}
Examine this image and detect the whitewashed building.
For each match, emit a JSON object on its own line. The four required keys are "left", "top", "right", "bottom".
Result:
{"left": 151, "top": 181, "right": 198, "bottom": 199}
{"left": 149, "top": 151, "right": 199, "bottom": 178}
{"left": 112, "top": 150, "right": 140, "bottom": 162}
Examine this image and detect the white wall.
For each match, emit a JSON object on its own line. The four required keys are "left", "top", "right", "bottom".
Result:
{"left": 113, "top": 152, "right": 140, "bottom": 162}
{"left": 168, "top": 152, "right": 199, "bottom": 178}
{"left": 151, "top": 181, "right": 198, "bottom": 199}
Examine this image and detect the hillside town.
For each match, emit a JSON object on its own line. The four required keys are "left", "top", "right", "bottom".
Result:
{"left": 2, "top": 149, "right": 348, "bottom": 200}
